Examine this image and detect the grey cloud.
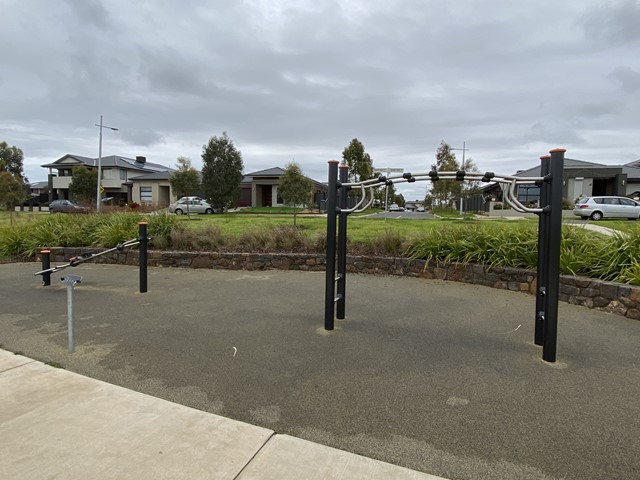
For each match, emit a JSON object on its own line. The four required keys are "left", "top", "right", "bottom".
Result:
{"left": 608, "top": 66, "right": 640, "bottom": 93}
{"left": 582, "top": 0, "right": 640, "bottom": 44}
{"left": 64, "top": 0, "right": 111, "bottom": 29}
{"left": 119, "top": 130, "right": 165, "bottom": 147}
{"left": 2, "top": 0, "right": 639, "bottom": 187}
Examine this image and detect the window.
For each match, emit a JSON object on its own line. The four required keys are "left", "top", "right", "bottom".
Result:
{"left": 140, "top": 186, "right": 153, "bottom": 203}
{"left": 120, "top": 169, "right": 126, "bottom": 180}
{"left": 517, "top": 185, "right": 540, "bottom": 204}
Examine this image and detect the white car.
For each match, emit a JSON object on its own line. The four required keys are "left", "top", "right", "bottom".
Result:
{"left": 573, "top": 196, "right": 640, "bottom": 220}
{"left": 168, "top": 197, "right": 215, "bottom": 215}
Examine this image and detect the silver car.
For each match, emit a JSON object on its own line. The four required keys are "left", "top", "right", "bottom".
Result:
{"left": 573, "top": 196, "right": 640, "bottom": 220}
{"left": 168, "top": 197, "right": 215, "bottom": 215}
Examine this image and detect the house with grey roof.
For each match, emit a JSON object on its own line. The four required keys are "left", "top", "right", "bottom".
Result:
{"left": 239, "top": 167, "right": 327, "bottom": 208}
{"left": 469, "top": 157, "right": 640, "bottom": 212}
{"left": 513, "top": 158, "right": 640, "bottom": 204}
{"left": 41, "top": 154, "right": 174, "bottom": 205}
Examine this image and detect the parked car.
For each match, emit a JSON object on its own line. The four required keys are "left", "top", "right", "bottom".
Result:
{"left": 168, "top": 197, "right": 215, "bottom": 215}
{"left": 416, "top": 206, "right": 425, "bottom": 212}
{"left": 388, "top": 204, "right": 405, "bottom": 212}
{"left": 49, "top": 199, "right": 89, "bottom": 214}
{"left": 573, "top": 196, "right": 640, "bottom": 220}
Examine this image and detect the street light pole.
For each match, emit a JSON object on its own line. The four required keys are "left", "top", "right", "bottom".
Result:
{"left": 452, "top": 141, "right": 469, "bottom": 215}
{"left": 95, "top": 115, "right": 119, "bottom": 212}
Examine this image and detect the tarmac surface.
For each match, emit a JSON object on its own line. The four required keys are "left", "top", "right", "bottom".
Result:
{"left": 1, "top": 262, "right": 640, "bottom": 480}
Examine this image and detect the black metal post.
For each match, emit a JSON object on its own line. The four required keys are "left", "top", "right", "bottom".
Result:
{"left": 138, "top": 222, "right": 148, "bottom": 293}
{"left": 336, "top": 165, "right": 349, "bottom": 319}
{"left": 40, "top": 249, "right": 51, "bottom": 286}
{"left": 542, "top": 148, "right": 565, "bottom": 362}
{"left": 324, "top": 160, "right": 339, "bottom": 330}
{"left": 535, "top": 155, "right": 550, "bottom": 346}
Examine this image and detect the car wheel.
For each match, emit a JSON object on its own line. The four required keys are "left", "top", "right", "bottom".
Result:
{"left": 590, "top": 211, "right": 603, "bottom": 221}
{"left": 205, "top": 208, "right": 213, "bottom": 214}
{"left": 175, "top": 208, "right": 184, "bottom": 215}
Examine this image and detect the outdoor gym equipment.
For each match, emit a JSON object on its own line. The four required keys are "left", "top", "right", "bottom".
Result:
{"left": 324, "top": 148, "right": 565, "bottom": 363}
{"left": 34, "top": 221, "right": 150, "bottom": 294}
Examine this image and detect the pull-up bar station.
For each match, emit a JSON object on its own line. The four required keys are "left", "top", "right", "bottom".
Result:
{"left": 324, "top": 148, "right": 565, "bottom": 362}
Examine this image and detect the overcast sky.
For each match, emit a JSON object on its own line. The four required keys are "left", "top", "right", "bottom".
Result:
{"left": 2, "top": 0, "right": 639, "bottom": 200}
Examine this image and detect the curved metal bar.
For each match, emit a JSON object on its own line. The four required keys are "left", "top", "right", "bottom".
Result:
{"left": 504, "top": 179, "right": 543, "bottom": 213}
{"left": 336, "top": 171, "right": 546, "bottom": 215}
{"left": 352, "top": 186, "right": 376, "bottom": 213}
{"left": 501, "top": 180, "right": 527, "bottom": 213}
{"left": 339, "top": 182, "right": 368, "bottom": 214}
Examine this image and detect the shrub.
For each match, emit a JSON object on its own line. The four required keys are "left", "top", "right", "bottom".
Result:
{"left": 368, "top": 229, "right": 405, "bottom": 256}
{"left": 0, "top": 212, "right": 180, "bottom": 256}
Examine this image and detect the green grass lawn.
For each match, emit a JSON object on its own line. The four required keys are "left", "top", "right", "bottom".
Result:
{"left": 0, "top": 210, "right": 49, "bottom": 227}
{"left": 4, "top": 209, "right": 640, "bottom": 283}
{"left": 4, "top": 209, "right": 637, "bottom": 244}
{"left": 175, "top": 212, "right": 470, "bottom": 244}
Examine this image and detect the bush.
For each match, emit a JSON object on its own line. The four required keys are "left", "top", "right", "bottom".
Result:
{"left": 237, "top": 225, "right": 310, "bottom": 253}
{"left": 0, "top": 212, "right": 180, "bottom": 256}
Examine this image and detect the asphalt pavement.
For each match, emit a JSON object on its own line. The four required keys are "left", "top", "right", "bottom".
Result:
{"left": 1, "top": 262, "right": 639, "bottom": 480}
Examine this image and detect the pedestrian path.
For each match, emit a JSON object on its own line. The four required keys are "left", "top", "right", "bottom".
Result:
{"left": 0, "top": 349, "right": 445, "bottom": 480}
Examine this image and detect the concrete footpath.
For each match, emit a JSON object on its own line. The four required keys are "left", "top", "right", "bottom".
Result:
{"left": 1, "top": 262, "right": 640, "bottom": 479}
{"left": 0, "top": 349, "right": 441, "bottom": 479}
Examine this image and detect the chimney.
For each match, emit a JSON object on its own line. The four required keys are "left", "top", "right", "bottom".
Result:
{"left": 136, "top": 156, "right": 146, "bottom": 164}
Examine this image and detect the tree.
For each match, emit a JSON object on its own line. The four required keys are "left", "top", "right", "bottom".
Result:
{"left": 170, "top": 156, "right": 201, "bottom": 218}
{"left": 0, "top": 141, "right": 28, "bottom": 182}
{"left": 278, "top": 162, "right": 313, "bottom": 226}
{"left": 68, "top": 166, "right": 97, "bottom": 205}
{"left": 201, "top": 132, "right": 244, "bottom": 213}
{"left": 0, "top": 172, "right": 27, "bottom": 224}
{"left": 429, "top": 141, "right": 461, "bottom": 208}
{"left": 459, "top": 157, "right": 481, "bottom": 205}
{"left": 373, "top": 181, "right": 397, "bottom": 210}
{"left": 342, "top": 138, "right": 373, "bottom": 183}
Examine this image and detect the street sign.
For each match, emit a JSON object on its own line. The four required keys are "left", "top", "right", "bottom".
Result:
{"left": 100, "top": 186, "right": 104, "bottom": 193}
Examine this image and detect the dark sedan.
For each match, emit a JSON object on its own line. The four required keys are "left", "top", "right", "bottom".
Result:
{"left": 49, "top": 199, "right": 89, "bottom": 214}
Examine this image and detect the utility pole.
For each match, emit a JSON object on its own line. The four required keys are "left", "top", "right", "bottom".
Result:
{"left": 451, "top": 141, "right": 469, "bottom": 215}
{"left": 95, "top": 115, "right": 119, "bottom": 212}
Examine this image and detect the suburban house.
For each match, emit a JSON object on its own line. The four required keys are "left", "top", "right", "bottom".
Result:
{"left": 239, "top": 167, "right": 328, "bottom": 208}
{"left": 513, "top": 158, "right": 640, "bottom": 203}
{"left": 41, "top": 154, "right": 174, "bottom": 206}
{"left": 465, "top": 158, "right": 640, "bottom": 212}
{"left": 404, "top": 201, "right": 425, "bottom": 211}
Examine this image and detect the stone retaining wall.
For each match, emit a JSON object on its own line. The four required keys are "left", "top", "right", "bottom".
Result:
{"left": 36, "top": 248, "right": 640, "bottom": 320}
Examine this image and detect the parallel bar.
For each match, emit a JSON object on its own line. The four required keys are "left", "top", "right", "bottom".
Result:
{"left": 40, "top": 250, "right": 51, "bottom": 286}
{"left": 139, "top": 222, "right": 148, "bottom": 293}
{"left": 542, "top": 148, "right": 565, "bottom": 362}
{"left": 336, "top": 165, "right": 349, "bottom": 319}
{"left": 324, "top": 161, "right": 340, "bottom": 330}
{"left": 535, "top": 155, "right": 551, "bottom": 346}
